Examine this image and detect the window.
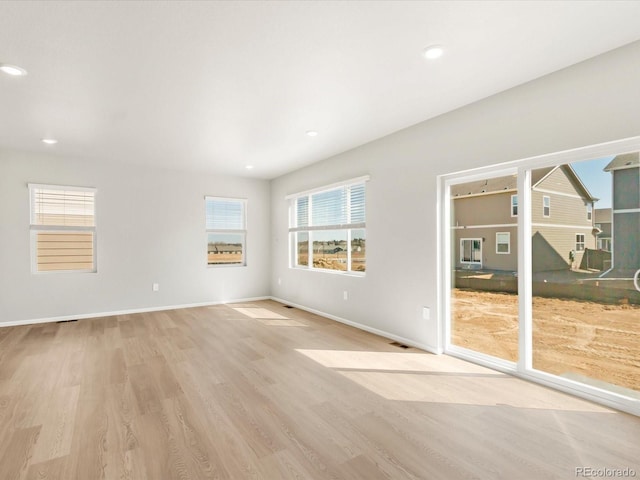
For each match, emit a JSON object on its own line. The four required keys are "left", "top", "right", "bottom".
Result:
{"left": 205, "top": 197, "right": 246, "bottom": 266}
{"left": 597, "top": 238, "right": 611, "bottom": 252}
{"left": 29, "top": 184, "right": 96, "bottom": 273}
{"left": 496, "top": 232, "right": 510, "bottom": 254}
{"left": 587, "top": 203, "right": 592, "bottom": 221}
{"left": 288, "top": 176, "right": 368, "bottom": 274}
{"left": 543, "top": 195, "right": 550, "bottom": 217}
{"left": 443, "top": 141, "right": 640, "bottom": 415}
{"left": 460, "top": 238, "right": 482, "bottom": 265}
{"left": 511, "top": 194, "right": 518, "bottom": 216}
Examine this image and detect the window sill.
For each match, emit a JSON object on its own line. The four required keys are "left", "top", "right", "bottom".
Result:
{"left": 290, "top": 266, "right": 365, "bottom": 277}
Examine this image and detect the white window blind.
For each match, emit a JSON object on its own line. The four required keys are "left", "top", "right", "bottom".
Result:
{"left": 29, "top": 184, "right": 97, "bottom": 273}
{"left": 290, "top": 180, "right": 367, "bottom": 232}
{"left": 205, "top": 197, "right": 245, "bottom": 230}
{"left": 31, "top": 187, "right": 95, "bottom": 227}
{"left": 205, "top": 197, "right": 246, "bottom": 266}
{"left": 288, "top": 176, "right": 368, "bottom": 274}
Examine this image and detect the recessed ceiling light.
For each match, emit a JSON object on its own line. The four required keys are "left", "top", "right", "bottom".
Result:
{"left": 0, "top": 63, "right": 28, "bottom": 76}
{"left": 245, "top": 165, "right": 254, "bottom": 170}
{"left": 423, "top": 45, "right": 444, "bottom": 60}
{"left": 306, "top": 130, "right": 318, "bottom": 137}
{"left": 42, "top": 138, "right": 58, "bottom": 145}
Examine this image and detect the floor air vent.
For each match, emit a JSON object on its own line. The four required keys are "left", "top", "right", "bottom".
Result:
{"left": 283, "top": 305, "right": 294, "bottom": 309}
{"left": 56, "top": 319, "right": 79, "bottom": 323}
{"left": 390, "top": 341, "right": 410, "bottom": 349}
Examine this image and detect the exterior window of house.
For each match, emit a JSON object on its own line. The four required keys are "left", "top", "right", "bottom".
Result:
{"left": 511, "top": 195, "right": 518, "bottom": 217}
{"left": 205, "top": 197, "right": 246, "bottom": 266}
{"left": 543, "top": 195, "right": 551, "bottom": 217}
{"left": 587, "top": 204, "right": 593, "bottom": 221}
{"left": 29, "top": 184, "right": 97, "bottom": 273}
{"left": 575, "top": 233, "right": 585, "bottom": 251}
{"left": 598, "top": 238, "right": 611, "bottom": 251}
{"left": 496, "top": 232, "right": 510, "bottom": 254}
{"left": 595, "top": 223, "right": 601, "bottom": 229}
{"left": 460, "top": 238, "right": 482, "bottom": 265}
{"left": 288, "top": 176, "right": 368, "bottom": 274}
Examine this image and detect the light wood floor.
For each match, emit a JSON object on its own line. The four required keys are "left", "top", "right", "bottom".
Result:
{"left": 0, "top": 300, "right": 638, "bottom": 480}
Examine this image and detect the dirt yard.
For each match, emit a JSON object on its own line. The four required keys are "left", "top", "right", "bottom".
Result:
{"left": 452, "top": 288, "right": 640, "bottom": 393}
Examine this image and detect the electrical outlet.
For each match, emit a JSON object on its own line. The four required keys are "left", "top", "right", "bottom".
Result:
{"left": 278, "top": 277, "right": 282, "bottom": 286}
{"left": 343, "top": 290, "right": 349, "bottom": 300}
{"left": 422, "top": 307, "right": 430, "bottom": 320}
{"left": 152, "top": 283, "right": 159, "bottom": 292}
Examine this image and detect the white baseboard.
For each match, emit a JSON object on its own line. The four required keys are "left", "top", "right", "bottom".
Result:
{"left": 269, "top": 296, "right": 442, "bottom": 355}
{"left": 0, "top": 296, "right": 271, "bottom": 328}
{"left": 2, "top": 295, "right": 442, "bottom": 356}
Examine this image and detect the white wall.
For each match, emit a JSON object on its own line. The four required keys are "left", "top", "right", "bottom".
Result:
{"left": 270, "top": 40, "right": 640, "bottom": 353}
{"left": 0, "top": 150, "right": 271, "bottom": 324}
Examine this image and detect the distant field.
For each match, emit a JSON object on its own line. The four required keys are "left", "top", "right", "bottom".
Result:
{"left": 452, "top": 288, "right": 640, "bottom": 392}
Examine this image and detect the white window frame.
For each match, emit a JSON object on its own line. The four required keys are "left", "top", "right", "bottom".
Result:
{"left": 29, "top": 183, "right": 97, "bottom": 274}
{"left": 597, "top": 237, "right": 611, "bottom": 251}
{"left": 286, "top": 175, "right": 369, "bottom": 275}
{"left": 586, "top": 203, "right": 593, "bottom": 221}
{"left": 205, "top": 196, "right": 247, "bottom": 267}
{"left": 511, "top": 194, "right": 518, "bottom": 217}
{"left": 542, "top": 195, "right": 551, "bottom": 217}
{"left": 459, "top": 238, "right": 482, "bottom": 266}
{"left": 439, "top": 135, "right": 640, "bottom": 417}
{"left": 575, "top": 233, "right": 585, "bottom": 251}
{"left": 496, "top": 232, "right": 510, "bottom": 254}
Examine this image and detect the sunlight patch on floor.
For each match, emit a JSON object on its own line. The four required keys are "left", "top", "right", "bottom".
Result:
{"left": 336, "top": 371, "right": 614, "bottom": 412}
{"left": 233, "top": 308, "right": 289, "bottom": 319}
{"left": 295, "top": 349, "right": 498, "bottom": 374}
{"left": 296, "top": 349, "right": 614, "bottom": 413}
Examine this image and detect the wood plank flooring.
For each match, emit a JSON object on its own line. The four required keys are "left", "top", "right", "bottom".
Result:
{"left": 0, "top": 300, "right": 638, "bottom": 479}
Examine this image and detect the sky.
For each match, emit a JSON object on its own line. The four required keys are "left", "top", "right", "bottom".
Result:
{"left": 571, "top": 156, "right": 614, "bottom": 209}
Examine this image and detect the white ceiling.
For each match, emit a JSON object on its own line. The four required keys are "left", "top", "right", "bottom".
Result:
{"left": 1, "top": 1, "right": 640, "bottom": 179}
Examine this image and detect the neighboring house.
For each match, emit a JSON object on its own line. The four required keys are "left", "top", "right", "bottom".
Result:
{"left": 594, "top": 208, "right": 612, "bottom": 251}
{"left": 602, "top": 152, "right": 640, "bottom": 278}
{"left": 452, "top": 164, "right": 597, "bottom": 272}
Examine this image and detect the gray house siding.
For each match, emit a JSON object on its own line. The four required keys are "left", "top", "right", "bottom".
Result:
{"left": 613, "top": 212, "right": 640, "bottom": 269}
{"left": 603, "top": 153, "right": 639, "bottom": 277}
{"left": 611, "top": 166, "right": 640, "bottom": 273}
{"left": 613, "top": 168, "right": 640, "bottom": 210}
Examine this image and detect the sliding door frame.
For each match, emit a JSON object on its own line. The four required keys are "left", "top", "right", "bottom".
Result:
{"left": 439, "top": 135, "right": 640, "bottom": 416}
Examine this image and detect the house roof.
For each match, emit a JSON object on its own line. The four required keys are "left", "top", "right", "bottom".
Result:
{"left": 450, "top": 174, "right": 517, "bottom": 197}
{"left": 451, "top": 165, "right": 596, "bottom": 201}
{"left": 594, "top": 208, "right": 612, "bottom": 223}
{"left": 604, "top": 152, "right": 640, "bottom": 172}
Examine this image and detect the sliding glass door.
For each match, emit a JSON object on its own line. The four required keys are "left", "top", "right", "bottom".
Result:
{"left": 442, "top": 139, "right": 640, "bottom": 413}
{"left": 530, "top": 156, "right": 640, "bottom": 399}
{"left": 448, "top": 171, "right": 519, "bottom": 364}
